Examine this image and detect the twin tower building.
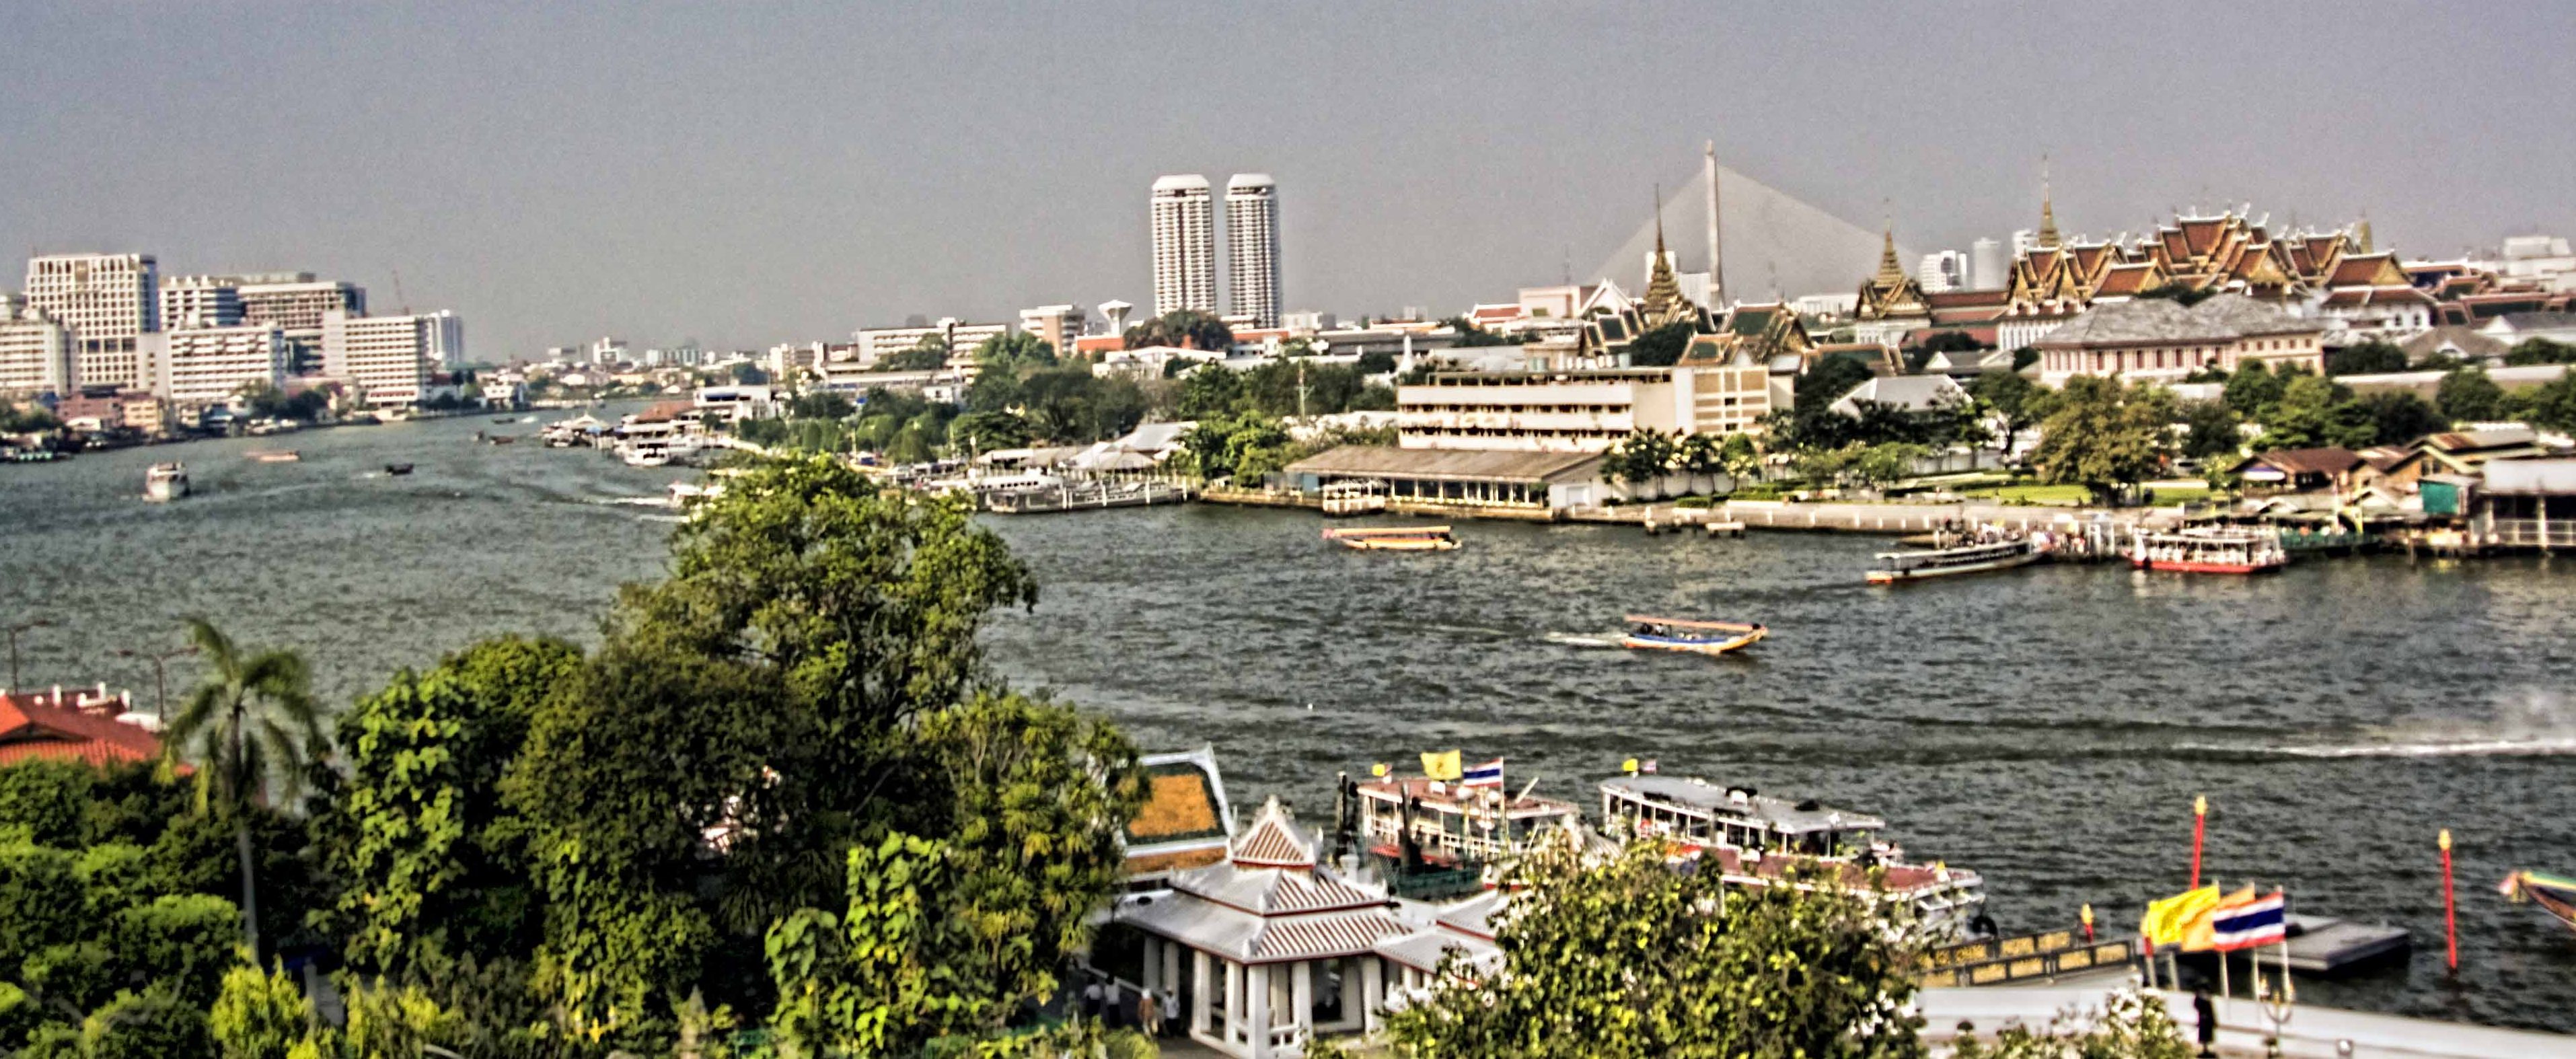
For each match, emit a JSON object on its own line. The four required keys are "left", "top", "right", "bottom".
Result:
{"left": 1150, "top": 174, "right": 1279, "bottom": 329}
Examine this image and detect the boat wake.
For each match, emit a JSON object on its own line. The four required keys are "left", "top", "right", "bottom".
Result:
{"left": 1541, "top": 631, "right": 1621, "bottom": 649}
{"left": 595, "top": 496, "right": 676, "bottom": 508}
{"left": 2244, "top": 737, "right": 2576, "bottom": 759}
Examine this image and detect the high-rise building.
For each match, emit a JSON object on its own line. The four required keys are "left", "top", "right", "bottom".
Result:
{"left": 1150, "top": 174, "right": 1216, "bottom": 318}
{"left": 1970, "top": 238, "right": 2006, "bottom": 292}
{"left": 237, "top": 273, "right": 365, "bottom": 371}
{"left": 24, "top": 253, "right": 159, "bottom": 390}
{"left": 0, "top": 304, "right": 76, "bottom": 396}
{"left": 1017, "top": 304, "right": 1088, "bottom": 355}
{"left": 160, "top": 275, "right": 244, "bottom": 330}
{"left": 1917, "top": 251, "right": 1970, "bottom": 293}
{"left": 322, "top": 309, "right": 431, "bottom": 406}
{"left": 418, "top": 309, "right": 466, "bottom": 367}
{"left": 153, "top": 324, "right": 288, "bottom": 404}
{"left": 1225, "top": 174, "right": 1280, "bottom": 328}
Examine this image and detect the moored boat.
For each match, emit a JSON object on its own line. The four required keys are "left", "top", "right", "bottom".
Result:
{"left": 1866, "top": 536, "right": 2040, "bottom": 585}
{"left": 2501, "top": 871, "right": 2576, "bottom": 933}
{"left": 1323, "top": 525, "right": 1458, "bottom": 551}
{"left": 1597, "top": 772, "right": 1985, "bottom": 938}
{"left": 383, "top": 462, "right": 414, "bottom": 476}
{"left": 1619, "top": 616, "right": 1765, "bottom": 655}
{"left": 143, "top": 462, "right": 189, "bottom": 502}
{"left": 2131, "top": 527, "right": 2287, "bottom": 575}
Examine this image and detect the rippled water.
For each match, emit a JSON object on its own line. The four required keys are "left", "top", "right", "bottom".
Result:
{"left": 4, "top": 413, "right": 2572, "bottom": 1031}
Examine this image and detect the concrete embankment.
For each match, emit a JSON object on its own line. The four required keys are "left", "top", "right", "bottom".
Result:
{"left": 1195, "top": 488, "right": 2167, "bottom": 537}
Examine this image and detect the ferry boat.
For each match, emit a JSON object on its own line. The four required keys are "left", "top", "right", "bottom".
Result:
{"left": 1597, "top": 774, "right": 1985, "bottom": 938}
{"left": 143, "top": 462, "right": 190, "bottom": 502}
{"left": 1345, "top": 768, "right": 1586, "bottom": 898}
{"left": 246, "top": 449, "right": 301, "bottom": 464}
{"left": 1323, "top": 525, "right": 1458, "bottom": 552}
{"left": 1620, "top": 616, "right": 1765, "bottom": 655}
{"left": 1865, "top": 536, "right": 2040, "bottom": 585}
{"left": 2130, "top": 527, "right": 2287, "bottom": 575}
{"left": 2501, "top": 871, "right": 2576, "bottom": 933}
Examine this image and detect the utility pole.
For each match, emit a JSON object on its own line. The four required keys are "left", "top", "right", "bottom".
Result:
{"left": 1296, "top": 359, "right": 1309, "bottom": 420}
{"left": 5, "top": 619, "right": 51, "bottom": 690}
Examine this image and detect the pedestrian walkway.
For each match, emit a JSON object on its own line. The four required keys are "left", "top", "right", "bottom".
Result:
{"left": 1923, "top": 986, "right": 2576, "bottom": 1058}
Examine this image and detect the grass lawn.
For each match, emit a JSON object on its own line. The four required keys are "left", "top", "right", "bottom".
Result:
{"left": 2147, "top": 485, "right": 2213, "bottom": 503}
{"left": 1959, "top": 483, "right": 2096, "bottom": 505}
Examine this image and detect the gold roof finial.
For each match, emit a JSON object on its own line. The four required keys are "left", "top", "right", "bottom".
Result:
{"left": 2038, "top": 155, "right": 2061, "bottom": 249}
{"left": 1875, "top": 207, "right": 1905, "bottom": 283}
{"left": 2357, "top": 210, "right": 2375, "bottom": 254}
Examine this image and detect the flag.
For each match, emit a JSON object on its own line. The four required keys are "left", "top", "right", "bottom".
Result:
{"left": 2182, "top": 885, "right": 2256, "bottom": 951}
{"left": 2211, "top": 890, "right": 2288, "bottom": 951}
{"left": 2139, "top": 885, "right": 2220, "bottom": 947}
{"left": 1641, "top": 760, "right": 1658, "bottom": 774}
{"left": 1420, "top": 750, "right": 1462, "bottom": 781}
{"left": 1461, "top": 758, "right": 1504, "bottom": 789}
{"left": 1621, "top": 757, "right": 1640, "bottom": 775}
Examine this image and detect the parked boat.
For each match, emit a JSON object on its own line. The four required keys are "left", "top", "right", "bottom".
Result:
{"left": 383, "top": 462, "right": 414, "bottom": 476}
{"left": 143, "top": 462, "right": 189, "bottom": 502}
{"left": 1620, "top": 616, "right": 1765, "bottom": 655}
{"left": 1319, "top": 480, "right": 1390, "bottom": 516}
{"left": 1597, "top": 773, "right": 1986, "bottom": 938}
{"left": 1866, "top": 536, "right": 2040, "bottom": 585}
{"left": 246, "top": 449, "right": 301, "bottom": 464}
{"left": 1323, "top": 525, "right": 1458, "bottom": 551}
{"left": 2131, "top": 527, "right": 2287, "bottom": 575}
{"left": 1343, "top": 766, "right": 1586, "bottom": 898}
{"left": 983, "top": 479, "right": 1189, "bottom": 514}
{"left": 2501, "top": 871, "right": 2576, "bottom": 933}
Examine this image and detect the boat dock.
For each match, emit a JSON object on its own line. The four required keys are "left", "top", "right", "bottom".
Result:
{"left": 1925, "top": 986, "right": 2572, "bottom": 1058}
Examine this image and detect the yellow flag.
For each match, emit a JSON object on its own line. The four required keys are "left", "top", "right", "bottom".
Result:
{"left": 1370, "top": 762, "right": 1390, "bottom": 778}
{"left": 2139, "top": 885, "right": 2220, "bottom": 946}
{"left": 1621, "top": 757, "right": 1640, "bottom": 775}
{"left": 1420, "top": 750, "right": 1463, "bottom": 781}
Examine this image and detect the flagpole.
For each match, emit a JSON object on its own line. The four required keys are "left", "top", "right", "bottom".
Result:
{"left": 2440, "top": 829, "right": 2458, "bottom": 974}
{"left": 2215, "top": 876, "right": 2229, "bottom": 1001}
{"left": 2191, "top": 794, "right": 2207, "bottom": 889}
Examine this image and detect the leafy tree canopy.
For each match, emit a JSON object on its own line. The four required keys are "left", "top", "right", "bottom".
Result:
{"left": 1625, "top": 322, "right": 1696, "bottom": 368}
{"left": 2029, "top": 375, "right": 2175, "bottom": 499}
{"left": 2326, "top": 340, "right": 2409, "bottom": 376}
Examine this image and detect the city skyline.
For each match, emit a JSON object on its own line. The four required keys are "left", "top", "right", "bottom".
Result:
{"left": 6, "top": 2, "right": 2573, "bottom": 358}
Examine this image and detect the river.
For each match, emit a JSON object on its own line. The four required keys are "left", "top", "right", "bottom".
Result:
{"left": 3, "top": 409, "right": 2572, "bottom": 1032}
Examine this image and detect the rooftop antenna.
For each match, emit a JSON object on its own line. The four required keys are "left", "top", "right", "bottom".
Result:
{"left": 392, "top": 269, "right": 411, "bottom": 314}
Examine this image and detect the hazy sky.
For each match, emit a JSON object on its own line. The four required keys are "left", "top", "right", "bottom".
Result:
{"left": 8, "top": 1, "right": 2572, "bottom": 359}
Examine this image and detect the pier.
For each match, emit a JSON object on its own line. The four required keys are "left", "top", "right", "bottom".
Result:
{"left": 1925, "top": 986, "right": 2571, "bottom": 1058}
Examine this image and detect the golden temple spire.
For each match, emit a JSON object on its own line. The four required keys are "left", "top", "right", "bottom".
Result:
{"left": 2038, "top": 155, "right": 2061, "bottom": 249}
{"left": 2356, "top": 211, "right": 2375, "bottom": 254}
{"left": 1640, "top": 184, "right": 1691, "bottom": 329}
{"left": 1875, "top": 214, "right": 1905, "bottom": 283}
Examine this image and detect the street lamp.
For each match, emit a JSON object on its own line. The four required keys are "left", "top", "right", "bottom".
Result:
{"left": 116, "top": 645, "right": 199, "bottom": 723}
{"left": 5, "top": 618, "right": 53, "bottom": 691}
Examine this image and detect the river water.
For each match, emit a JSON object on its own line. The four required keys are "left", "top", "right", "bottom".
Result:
{"left": 3, "top": 410, "right": 2572, "bottom": 1032}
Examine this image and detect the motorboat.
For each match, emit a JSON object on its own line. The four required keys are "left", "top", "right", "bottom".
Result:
{"left": 1619, "top": 616, "right": 1765, "bottom": 655}
{"left": 2131, "top": 527, "right": 2287, "bottom": 575}
{"left": 1866, "top": 535, "right": 2040, "bottom": 585}
{"left": 384, "top": 462, "right": 414, "bottom": 476}
{"left": 143, "top": 462, "right": 190, "bottom": 502}
{"left": 1322, "top": 525, "right": 1458, "bottom": 551}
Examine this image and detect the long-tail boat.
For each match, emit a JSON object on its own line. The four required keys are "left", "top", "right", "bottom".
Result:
{"left": 1619, "top": 616, "right": 1766, "bottom": 655}
{"left": 2501, "top": 871, "right": 2576, "bottom": 932}
{"left": 1323, "top": 525, "right": 1458, "bottom": 552}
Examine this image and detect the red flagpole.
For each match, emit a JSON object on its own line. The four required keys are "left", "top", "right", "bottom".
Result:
{"left": 2440, "top": 829, "right": 2458, "bottom": 973}
{"left": 2191, "top": 795, "right": 2207, "bottom": 889}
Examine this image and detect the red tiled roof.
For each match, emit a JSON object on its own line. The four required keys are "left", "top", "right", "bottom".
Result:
{"left": 0, "top": 691, "right": 163, "bottom": 768}
{"left": 2248, "top": 447, "right": 2364, "bottom": 476}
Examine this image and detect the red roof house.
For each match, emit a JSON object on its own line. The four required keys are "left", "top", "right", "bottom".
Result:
{"left": 0, "top": 686, "right": 165, "bottom": 768}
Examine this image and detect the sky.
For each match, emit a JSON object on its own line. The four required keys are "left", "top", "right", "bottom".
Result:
{"left": 7, "top": 1, "right": 2573, "bottom": 360}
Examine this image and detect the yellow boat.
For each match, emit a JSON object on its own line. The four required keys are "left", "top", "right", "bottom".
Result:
{"left": 1619, "top": 615, "right": 1766, "bottom": 655}
{"left": 1323, "top": 525, "right": 1459, "bottom": 552}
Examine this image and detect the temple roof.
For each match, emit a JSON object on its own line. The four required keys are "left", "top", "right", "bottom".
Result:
{"left": 2034, "top": 293, "right": 2323, "bottom": 347}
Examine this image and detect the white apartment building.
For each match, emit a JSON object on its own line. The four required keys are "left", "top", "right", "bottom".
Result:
{"left": 153, "top": 324, "right": 288, "bottom": 404}
{"left": 1225, "top": 174, "right": 1280, "bottom": 328}
{"left": 1970, "top": 238, "right": 2006, "bottom": 292}
{"left": 1151, "top": 174, "right": 1216, "bottom": 318}
{"left": 160, "top": 275, "right": 244, "bottom": 330}
{"left": 1917, "top": 250, "right": 1969, "bottom": 293}
{"left": 853, "top": 318, "right": 1010, "bottom": 369}
{"left": 237, "top": 275, "right": 367, "bottom": 334}
{"left": 322, "top": 309, "right": 431, "bottom": 406}
{"left": 0, "top": 306, "right": 76, "bottom": 396}
{"left": 1017, "top": 304, "right": 1088, "bottom": 355}
{"left": 1395, "top": 364, "right": 1780, "bottom": 453}
{"left": 419, "top": 309, "right": 466, "bottom": 366}
{"left": 25, "top": 253, "right": 159, "bottom": 390}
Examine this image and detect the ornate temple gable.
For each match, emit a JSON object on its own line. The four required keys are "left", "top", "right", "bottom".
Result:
{"left": 2088, "top": 260, "right": 2170, "bottom": 299}
{"left": 1578, "top": 279, "right": 1635, "bottom": 318}
{"left": 2324, "top": 252, "right": 2410, "bottom": 289}
{"left": 1717, "top": 302, "right": 1817, "bottom": 363}
{"left": 1638, "top": 200, "right": 1696, "bottom": 331}
{"left": 1853, "top": 226, "right": 1930, "bottom": 322}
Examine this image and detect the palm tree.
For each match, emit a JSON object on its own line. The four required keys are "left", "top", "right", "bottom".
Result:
{"left": 163, "top": 618, "right": 326, "bottom": 959}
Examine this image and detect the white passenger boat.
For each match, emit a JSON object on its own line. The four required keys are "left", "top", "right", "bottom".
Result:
{"left": 143, "top": 462, "right": 190, "bottom": 502}
{"left": 2131, "top": 527, "right": 2287, "bottom": 575}
{"left": 1866, "top": 536, "right": 2041, "bottom": 585}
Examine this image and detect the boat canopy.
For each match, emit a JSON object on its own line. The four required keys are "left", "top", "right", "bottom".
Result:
{"left": 1600, "top": 775, "right": 1885, "bottom": 836}
{"left": 1623, "top": 615, "right": 1762, "bottom": 632}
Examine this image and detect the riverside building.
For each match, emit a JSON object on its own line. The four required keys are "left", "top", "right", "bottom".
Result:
{"left": 24, "top": 253, "right": 159, "bottom": 390}
{"left": 321, "top": 309, "right": 431, "bottom": 406}
{"left": 159, "top": 275, "right": 244, "bottom": 329}
{"left": 1394, "top": 360, "right": 1779, "bottom": 453}
{"left": 0, "top": 305, "right": 77, "bottom": 396}
{"left": 1152, "top": 174, "right": 1217, "bottom": 317}
{"left": 153, "top": 324, "right": 289, "bottom": 404}
{"left": 238, "top": 273, "right": 367, "bottom": 369}
{"left": 1225, "top": 174, "right": 1280, "bottom": 328}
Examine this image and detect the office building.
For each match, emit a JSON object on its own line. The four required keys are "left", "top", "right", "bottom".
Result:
{"left": 1970, "top": 238, "right": 2006, "bottom": 292}
{"left": 1225, "top": 174, "right": 1280, "bottom": 328}
{"left": 155, "top": 324, "right": 288, "bottom": 404}
{"left": 24, "top": 253, "right": 159, "bottom": 390}
{"left": 159, "top": 275, "right": 244, "bottom": 330}
{"left": 238, "top": 274, "right": 365, "bottom": 369}
{"left": 1017, "top": 304, "right": 1088, "bottom": 355}
{"left": 0, "top": 305, "right": 76, "bottom": 396}
{"left": 1917, "top": 250, "right": 1971, "bottom": 293}
{"left": 854, "top": 318, "right": 1009, "bottom": 369}
{"left": 322, "top": 309, "right": 431, "bottom": 406}
{"left": 1151, "top": 174, "right": 1216, "bottom": 317}
{"left": 419, "top": 309, "right": 466, "bottom": 366}
{"left": 1394, "top": 363, "right": 1779, "bottom": 453}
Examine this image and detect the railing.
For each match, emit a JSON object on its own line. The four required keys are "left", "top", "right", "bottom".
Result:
{"left": 2483, "top": 518, "right": 2576, "bottom": 549}
{"left": 1920, "top": 930, "right": 2137, "bottom": 988}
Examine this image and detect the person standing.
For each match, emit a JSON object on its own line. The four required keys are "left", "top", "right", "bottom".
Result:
{"left": 2193, "top": 986, "right": 2218, "bottom": 1058}
{"left": 1138, "top": 989, "right": 1162, "bottom": 1038}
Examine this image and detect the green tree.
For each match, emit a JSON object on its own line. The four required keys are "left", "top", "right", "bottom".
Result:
{"left": 788, "top": 392, "right": 856, "bottom": 421}
{"left": 2524, "top": 371, "right": 2576, "bottom": 433}
{"left": 1606, "top": 430, "right": 1678, "bottom": 485}
{"left": 2135, "top": 282, "right": 2216, "bottom": 306}
{"left": 1174, "top": 364, "right": 1245, "bottom": 418}
{"left": 80, "top": 987, "right": 213, "bottom": 1059}
{"left": 2503, "top": 338, "right": 2576, "bottom": 366}
{"left": 1386, "top": 839, "right": 1923, "bottom": 1059}
{"left": 0, "top": 840, "right": 83, "bottom": 978}
{"left": 1718, "top": 433, "right": 1761, "bottom": 484}
{"left": 2221, "top": 361, "right": 2288, "bottom": 422}
{"left": 1624, "top": 322, "right": 1696, "bottom": 367}
{"left": 2178, "top": 400, "right": 2243, "bottom": 464}
{"left": 112, "top": 893, "right": 241, "bottom": 1006}
{"left": 163, "top": 619, "right": 326, "bottom": 960}
{"left": 973, "top": 331, "right": 1058, "bottom": 371}
{"left": 1356, "top": 349, "right": 1397, "bottom": 375}
{"left": 1969, "top": 370, "right": 2042, "bottom": 453}
{"left": 1796, "top": 357, "right": 1878, "bottom": 420}
{"left": 210, "top": 959, "right": 318, "bottom": 1059}
{"left": 2029, "top": 376, "right": 2174, "bottom": 501}
{"left": 1177, "top": 411, "right": 1294, "bottom": 482}
{"left": 2259, "top": 375, "right": 2376, "bottom": 450}
{"left": 0, "top": 759, "right": 95, "bottom": 848}
{"left": 1948, "top": 989, "right": 2192, "bottom": 1059}
{"left": 2325, "top": 340, "right": 2409, "bottom": 376}
{"left": 766, "top": 831, "right": 965, "bottom": 1054}
{"left": 2436, "top": 367, "right": 2503, "bottom": 423}
{"left": 1124, "top": 309, "right": 1232, "bottom": 353}
{"left": 2359, "top": 390, "right": 2445, "bottom": 446}
{"left": 1676, "top": 433, "right": 1724, "bottom": 476}
{"left": 949, "top": 410, "right": 1032, "bottom": 453}
{"left": 877, "top": 335, "right": 951, "bottom": 372}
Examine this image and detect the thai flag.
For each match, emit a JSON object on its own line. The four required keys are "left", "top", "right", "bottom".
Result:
{"left": 2211, "top": 891, "right": 2288, "bottom": 951}
{"left": 1460, "top": 758, "right": 1504, "bottom": 789}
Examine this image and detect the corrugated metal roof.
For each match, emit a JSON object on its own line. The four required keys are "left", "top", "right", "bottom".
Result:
{"left": 1284, "top": 445, "right": 1604, "bottom": 485}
